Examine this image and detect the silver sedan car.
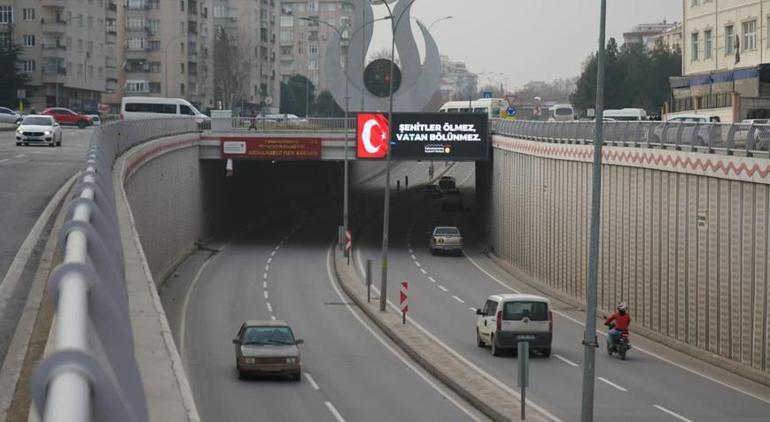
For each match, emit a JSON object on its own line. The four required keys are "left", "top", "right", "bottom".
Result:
{"left": 16, "top": 115, "right": 62, "bottom": 147}
{"left": 429, "top": 226, "right": 463, "bottom": 256}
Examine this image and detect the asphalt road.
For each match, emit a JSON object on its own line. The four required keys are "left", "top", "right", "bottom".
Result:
{"left": 0, "top": 125, "right": 94, "bottom": 368}
{"left": 355, "top": 162, "right": 770, "bottom": 422}
{"left": 171, "top": 162, "right": 484, "bottom": 422}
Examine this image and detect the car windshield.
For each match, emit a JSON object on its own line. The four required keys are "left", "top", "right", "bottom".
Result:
{"left": 22, "top": 117, "right": 53, "bottom": 126}
{"left": 438, "top": 180, "right": 455, "bottom": 190}
{"left": 503, "top": 301, "right": 548, "bottom": 321}
{"left": 242, "top": 326, "right": 295, "bottom": 345}
{"left": 435, "top": 227, "right": 460, "bottom": 236}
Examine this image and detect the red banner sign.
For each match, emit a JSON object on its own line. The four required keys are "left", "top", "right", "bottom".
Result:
{"left": 221, "top": 137, "right": 322, "bottom": 160}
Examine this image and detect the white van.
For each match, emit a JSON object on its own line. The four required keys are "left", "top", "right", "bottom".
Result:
{"left": 603, "top": 108, "right": 648, "bottom": 121}
{"left": 475, "top": 293, "right": 553, "bottom": 357}
{"left": 120, "top": 97, "right": 210, "bottom": 124}
{"left": 548, "top": 104, "right": 575, "bottom": 121}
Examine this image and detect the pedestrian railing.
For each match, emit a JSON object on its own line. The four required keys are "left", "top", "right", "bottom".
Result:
{"left": 209, "top": 116, "right": 353, "bottom": 133}
{"left": 30, "top": 118, "right": 198, "bottom": 422}
{"left": 490, "top": 119, "right": 770, "bottom": 156}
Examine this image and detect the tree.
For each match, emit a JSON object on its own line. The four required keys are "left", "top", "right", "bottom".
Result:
{"left": 213, "top": 28, "right": 253, "bottom": 111}
{"left": 511, "top": 78, "right": 576, "bottom": 103}
{"left": 570, "top": 37, "right": 681, "bottom": 115}
{"left": 0, "top": 43, "right": 30, "bottom": 107}
{"left": 314, "top": 90, "right": 344, "bottom": 117}
{"left": 280, "top": 74, "right": 316, "bottom": 117}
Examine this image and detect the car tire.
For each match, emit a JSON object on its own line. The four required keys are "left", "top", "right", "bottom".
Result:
{"left": 620, "top": 350, "right": 627, "bottom": 360}
{"left": 476, "top": 329, "right": 485, "bottom": 348}
{"left": 237, "top": 369, "right": 245, "bottom": 380}
{"left": 16, "top": 142, "right": 21, "bottom": 146}
{"left": 291, "top": 371, "right": 301, "bottom": 382}
{"left": 491, "top": 336, "right": 501, "bottom": 357}
{"left": 77, "top": 120, "right": 87, "bottom": 129}
{"left": 542, "top": 347, "right": 551, "bottom": 358}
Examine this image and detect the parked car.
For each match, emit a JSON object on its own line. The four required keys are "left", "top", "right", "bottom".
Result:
{"left": 87, "top": 114, "right": 102, "bottom": 126}
{"left": 42, "top": 107, "right": 93, "bottom": 128}
{"left": 429, "top": 226, "right": 463, "bottom": 256}
{"left": 476, "top": 294, "right": 553, "bottom": 357}
{"left": 15, "top": 115, "right": 62, "bottom": 146}
{"left": 440, "top": 188, "right": 463, "bottom": 211}
{"left": 0, "top": 107, "right": 22, "bottom": 125}
{"left": 232, "top": 320, "right": 303, "bottom": 380}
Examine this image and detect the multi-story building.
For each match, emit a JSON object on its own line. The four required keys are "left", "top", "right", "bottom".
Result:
{"left": 670, "top": 0, "right": 770, "bottom": 121}
{"left": 654, "top": 21, "right": 683, "bottom": 51}
{"left": 277, "top": 0, "right": 356, "bottom": 97}
{"left": 118, "top": 0, "right": 214, "bottom": 111}
{"left": 439, "top": 55, "right": 478, "bottom": 101}
{"left": 623, "top": 21, "right": 679, "bottom": 50}
{"left": 212, "top": 0, "right": 279, "bottom": 112}
{"left": 0, "top": 0, "right": 111, "bottom": 111}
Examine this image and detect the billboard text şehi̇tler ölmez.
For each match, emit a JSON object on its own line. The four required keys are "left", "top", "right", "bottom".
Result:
{"left": 356, "top": 112, "right": 489, "bottom": 161}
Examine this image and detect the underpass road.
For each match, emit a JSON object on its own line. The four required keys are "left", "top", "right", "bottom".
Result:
{"left": 356, "top": 162, "right": 770, "bottom": 421}
{"left": 181, "top": 205, "right": 483, "bottom": 422}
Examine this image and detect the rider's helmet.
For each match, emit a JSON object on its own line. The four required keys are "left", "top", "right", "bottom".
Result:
{"left": 617, "top": 301, "right": 627, "bottom": 312}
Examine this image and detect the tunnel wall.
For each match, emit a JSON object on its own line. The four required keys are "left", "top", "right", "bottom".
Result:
{"left": 489, "top": 134, "right": 770, "bottom": 384}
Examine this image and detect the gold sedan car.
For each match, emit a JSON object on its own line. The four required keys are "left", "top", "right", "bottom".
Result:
{"left": 429, "top": 226, "right": 463, "bottom": 256}
{"left": 232, "top": 320, "right": 303, "bottom": 380}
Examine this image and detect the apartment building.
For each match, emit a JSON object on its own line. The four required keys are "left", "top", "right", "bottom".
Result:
{"left": 0, "top": 0, "right": 111, "bottom": 111}
{"left": 654, "top": 22, "right": 683, "bottom": 51}
{"left": 623, "top": 21, "right": 680, "bottom": 50}
{"left": 672, "top": 0, "right": 770, "bottom": 120}
{"left": 213, "top": 0, "right": 279, "bottom": 112}
{"left": 439, "top": 55, "right": 478, "bottom": 101}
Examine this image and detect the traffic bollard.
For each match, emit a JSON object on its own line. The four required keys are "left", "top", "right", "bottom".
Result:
{"left": 518, "top": 341, "right": 530, "bottom": 420}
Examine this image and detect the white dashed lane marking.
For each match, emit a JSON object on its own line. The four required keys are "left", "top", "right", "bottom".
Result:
{"left": 438, "top": 285, "right": 448, "bottom": 293}
{"left": 14, "top": 154, "right": 25, "bottom": 159}
{"left": 554, "top": 354, "right": 579, "bottom": 367}
{"left": 266, "top": 302, "right": 273, "bottom": 312}
{"left": 325, "top": 401, "right": 345, "bottom": 422}
{"left": 420, "top": 268, "right": 427, "bottom": 274}
{"left": 304, "top": 373, "right": 320, "bottom": 390}
{"left": 428, "top": 276, "right": 436, "bottom": 283}
{"left": 598, "top": 377, "right": 627, "bottom": 392}
{"left": 653, "top": 405, "right": 693, "bottom": 422}
{"left": 264, "top": 291, "right": 269, "bottom": 299}
{"left": 452, "top": 295, "right": 464, "bottom": 304}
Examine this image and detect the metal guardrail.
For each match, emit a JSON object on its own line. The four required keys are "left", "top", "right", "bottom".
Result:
{"left": 490, "top": 119, "right": 770, "bottom": 156}
{"left": 209, "top": 116, "right": 353, "bottom": 133}
{"left": 30, "top": 118, "right": 198, "bottom": 422}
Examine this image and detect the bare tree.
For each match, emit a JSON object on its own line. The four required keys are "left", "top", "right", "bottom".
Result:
{"left": 213, "top": 28, "right": 254, "bottom": 111}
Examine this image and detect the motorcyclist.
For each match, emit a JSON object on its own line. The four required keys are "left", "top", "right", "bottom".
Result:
{"left": 604, "top": 302, "right": 631, "bottom": 347}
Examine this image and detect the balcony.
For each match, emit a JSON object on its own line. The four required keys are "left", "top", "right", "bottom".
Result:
{"left": 41, "top": 0, "right": 66, "bottom": 8}
{"left": 108, "top": 2, "right": 118, "bottom": 12}
{"left": 41, "top": 43, "right": 67, "bottom": 59}
{"left": 42, "top": 66, "right": 67, "bottom": 83}
{"left": 41, "top": 18, "right": 67, "bottom": 34}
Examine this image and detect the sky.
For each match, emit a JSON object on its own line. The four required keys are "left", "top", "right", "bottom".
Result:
{"left": 366, "top": 0, "right": 683, "bottom": 91}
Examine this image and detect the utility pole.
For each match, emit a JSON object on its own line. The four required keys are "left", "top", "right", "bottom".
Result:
{"left": 580, "top": 1, "right": 606, "bottom": 421}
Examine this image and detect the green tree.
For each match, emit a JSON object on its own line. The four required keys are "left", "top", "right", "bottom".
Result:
{"left": 314, "top": 90, "right": 344, "bottom": 117}
{"left": 280, "top": 74, "right": 316, "bottom": 117}
{"left": 0, "top": 43, "right": 30, "bottom": 107}
{"left": 570, "top": 37, "right": 681, "bottom": 115}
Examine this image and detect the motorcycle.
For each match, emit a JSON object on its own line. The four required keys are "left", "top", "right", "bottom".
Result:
{"left": 605, "top": 321, "right": 631, "bottom": 360}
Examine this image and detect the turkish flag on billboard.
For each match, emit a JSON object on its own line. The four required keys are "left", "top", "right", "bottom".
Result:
{"left": 357, "top": 113, "right": 389, "bottom": 159}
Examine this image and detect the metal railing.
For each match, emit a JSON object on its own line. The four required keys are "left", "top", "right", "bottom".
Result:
{"left": 491, "top": 119, "right": 770, "bottom": 156}
{"left": 30, "top": 118, "right": 198, "bottom": 422}
{"left": 209, "top": 116, "right": 353, "bottom": 133}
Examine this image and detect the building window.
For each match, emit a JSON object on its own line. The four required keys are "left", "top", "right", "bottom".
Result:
{"left": 22, "top": 60, "right": 35, "bottom": 72}
{"left": 180, "top": 63, "right": 185, "bottom": 74}
{"left": 148, "top": 40, "right": 160, "bottom": 51}
{"left": 280, "top": 30, "right": 293, "bottom": 42}
{"left": 22, "top": 8, "right": 35, "bottom": 21}
{"left": 149, "top": 82, "right": 161, "bottom": 93}
{"left": 743, "top": 20, "right": 757, "bottom": 51}
{"left": 149, "top": 61, "right": 161, "bottom": 73}
{"left": 725, "top": 25, "right": 735, "bottom": 55}
{"left": 126, "top": 80, "right": 149, "bottom": 93}
{"left": 128, "top": 17, "right": 145, "bottom": 29}
{"left": 180, "top": 83, "right": 185, "bottom": 95}
{"left": 690, "top": 32, "right": 699, "bottom": 61}
{"left": 704, "top": 30, "right": 712, "bottom": 59}
{"left": 180, "top": 0, "right": 185, "bottom": 11}
{"left": 0, "top": 32, "right": 11, "bottom": 48}
{"left": 128, "top": 37, "right": 145, "bottom": 50}
{"left": 0, "top": 6, "right": 12, "bottom": 24}
{"left": 308, "top": 44, "right": 318, "bottom": 56}
{"left": 308, "top": 1, "right": 319, "bottom": 12}
{"left": 690, "top": 0, "right": 699, "bottom": 5}
{"left": 87, "top": 16, "right": 93, "bottom": 30}
{"left": 23, "top": 34, "right": 35, "bottom": 47}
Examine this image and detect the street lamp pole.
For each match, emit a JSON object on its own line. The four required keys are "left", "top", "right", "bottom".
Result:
{"left": 428, "top": 15, "right": 452, "bottom": 30}
{"left": 580, "top": 1, "right": 607, "bottom": 421}
{"left": 377, "top": 0, "right": 417, "bottom": 312}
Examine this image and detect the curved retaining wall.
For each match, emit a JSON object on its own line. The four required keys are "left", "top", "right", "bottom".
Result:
{"left": 488, "top": 134, "right": 770, "bottom": 385}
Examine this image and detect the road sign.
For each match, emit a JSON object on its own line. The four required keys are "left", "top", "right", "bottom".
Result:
{"left": 225, "top": 158, "right": 234, "bottom": 177}
{"left": 505, "top": 94, "right": 517, "bottom": 106}
{"left": 400, "top": 281, "right": 408, "bottom": 324}
{"left": 506, "top": 106, "right": 517, "bottom": 117}
{"left": 16, "top": 89, "right": 25, "bottom": 100}
{"left": 482, "top": 91, "right": 492, "bottom": 99}
{"left": 265, "top": 96, "right": 273, "bottom": 105}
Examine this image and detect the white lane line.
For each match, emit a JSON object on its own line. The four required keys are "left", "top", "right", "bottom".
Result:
{"left": 410, "top": 254, "right": 417, "bottom": 260}
{"left": 327, "top": 247, "right": 481, "bottom": 420}
{"left": 452, "top": 295, "right": 465, "bottom": 304}
{"left": 265, "top": 264, "right": 270, "bottom": 272}
{"left": 275, "top": 245, "right": 281, "bottom": 250}
{"left": 464, "top": 253, "right": 770, "bottom": 405}
{"left": 266, "top": 302, "right": 273, "bottom": 313}
{"left": 653, "top": 405, "right": 693, "bottom": 422}
{"left": 420, "top": 268, "right": 427, "bottom": 275}
{"left": 554, "top": 354, "right": 579, "bottom": 367}
{"left": 263, "top": 281, "right": 267, "bottom": 289}
{"left": 263, "top": 272, "right": 268, "bottom": 280}
{"left": 270, "top": 315, "right": 276, "bottom": 320}
{"left": 180, "top": 249, "right": 222, "bottom": 363}
{"left": 267, "top": 257, "right": 272, "bottom": 264}
{"left": 469, "top": 307, "right": 477, "bottom": 312}
{"left": 263, "top": 291, "right": 269, "bottom": 299}
{"left": 414, "top": 261, "right": 421, "bottom": 267}
{"left": 428, "top": 276, "right": 437, "bottom": 283}
{"left": 271, "top": 250, "right": 276, "bottom": 257}
{"left": 598, "top": 377, "right": 627, "bottom": 392}
{"left": 0, "top": 159, "right": 9, "bottom": 164}
{"left": 14, "top": 154, "right": 25, "bottom": 159}
{"left": 438, "top": 285, "right": 448, "bottom": 292}
{"left": 324, "top": 401, "right": 345, "bottom": 422}
{"left": 304, "top": 373, "right": 320, "bottom": 390}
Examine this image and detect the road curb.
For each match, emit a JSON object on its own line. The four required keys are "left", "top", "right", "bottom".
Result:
{"left": 0, "top": 172, "right": 79, "bottom": 421}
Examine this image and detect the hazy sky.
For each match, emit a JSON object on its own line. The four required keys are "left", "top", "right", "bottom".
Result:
{"left": 366, "top": 0, "right": 683, "bottom": 90}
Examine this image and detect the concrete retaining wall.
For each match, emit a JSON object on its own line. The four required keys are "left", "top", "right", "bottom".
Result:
{"left": 489, "top": 134, "right": 770, "bottom": 383}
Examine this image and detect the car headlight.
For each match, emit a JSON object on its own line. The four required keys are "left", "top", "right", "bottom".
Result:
{"left": 286, "top": 357, "right": 297, "bottom": 364}
{"left": 44, "top": 131, "right": 52, "bottom": 135}
{"left": 16, "top": 128, "right": 22, "bottom": 134}
{"left": 239, "top": 356, "right": 255, "bottom": 364}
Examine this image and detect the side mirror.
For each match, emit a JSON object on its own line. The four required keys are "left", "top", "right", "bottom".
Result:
{"left": 232, "top": 338, "right": 240, "bottom": 344}
{"left": 475, "top": 308, "right": 484, "bottom": 315}
{"left": 295, "top": 339, "right": 304, "bottom": 345}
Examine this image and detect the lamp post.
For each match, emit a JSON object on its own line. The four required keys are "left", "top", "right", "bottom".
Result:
{"left": 428, "top": 15, "right": 452, "bottom": 30}
{"left": 375, "top": 0, "right": 417, "bottom": 312}
{"left": 164, "top": 33, "right": 188, "bottom": 97}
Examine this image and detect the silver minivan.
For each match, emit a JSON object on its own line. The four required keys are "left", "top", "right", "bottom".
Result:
{"left": 476, "top": 294, "right": 553, "bottom": 357}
